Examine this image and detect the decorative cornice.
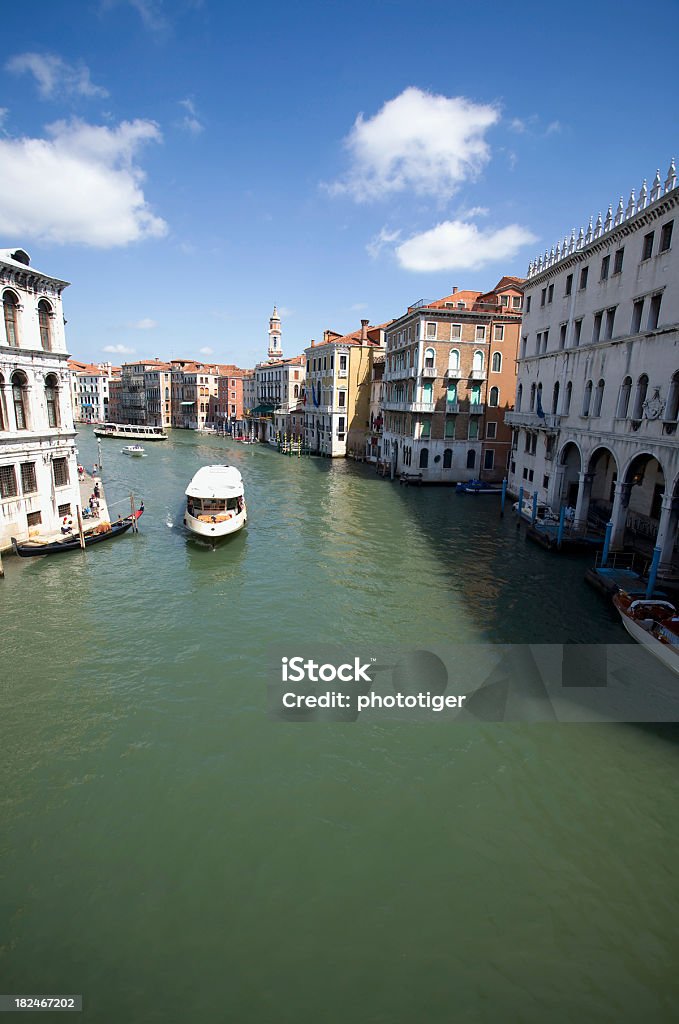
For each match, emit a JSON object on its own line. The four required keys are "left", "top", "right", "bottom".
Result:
{"left": 526, "top": 158, "right": 678, "bottom": 284}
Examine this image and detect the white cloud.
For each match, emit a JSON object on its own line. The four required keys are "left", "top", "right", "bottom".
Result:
{"left": 0, "top": 117, "right": 167, "bottom": 246}
{"left": 366, "top": 226, "right": 401, "bottom": 259}
{"left": 545, "top": 120, "right": 562, "bottom": 135}
{"left": 276, "top": 306, "right": 294, "bottom": 319}
{"left": 0, "top": 108, "right": 8, "bottom": 127}
{"left": 327, "top": 87, "right": 499, "bottom": 202}
{"left": 129, "top": 317, "right": 157, "bottom": 329}
{"left": 395, "top": 219, "right": 538, "bottom": 273}
{"left": 199, "top": 346, "right": 214, "bottom": 355}
{"left": 103, "top": 343, "right": 135, "bottom": 354}
{"left": 178, "top": 97, "right": 204, "bottom": 135}
{"left": 349, "top": 302, "right": 368, "bottom": 312}
{"left": 6, "top": 53, "right": 108, "bottom": 99}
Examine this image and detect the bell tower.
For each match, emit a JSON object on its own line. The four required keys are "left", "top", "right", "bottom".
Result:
{"left": 268, "top": 306, "right": 282, "bottom": 361}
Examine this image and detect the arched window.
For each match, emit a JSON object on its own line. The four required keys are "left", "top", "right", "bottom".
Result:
{"left": 617, "top": 376, "right": 632, "bottom": 418}
{"left": 466, "top": 449, "right": 476, "bottom": 469}
{"left": 38, "top": 299, "right": 53, "bottom": 351}
{"left": 419, "top": 447, "right": 429, "bottom": 468}
{"left": 564, "top": 381, "right": 572, "bottom": 415}
{"left": 536, "top": 382, "right": 543, "bottom": 414}
{"left": 446, "top": 382, "right": 457, "bottom": 404}
{"left": 3, "top": 290, "right": 20, "bottom": 347}
{"left": 0, "top": 372, "right": 5, "bottom": 431}
{"left": 551, "top": 381, "right": 560, "bottom": 414}
{"left": 530, "top": 383, "right": 536, "bottom": 411}
{"left": 491, "top": 352, "right": 502, "bottom": 372}
{"left": 424, "top": 347, "right": 435, "bottom": 368}
{"left": 448, "top": 349, "right": 460, "bottom": 371}
{"left": 516, "top": 383, "right": 523, "bottom": 411}
{"left": 489, "top": 386, "right": 499, "bottom": 407}
{"left": 443, "top": 448, "right": 453, "bottom": 468}
{"left": 294, "top": 384, "right": 299, "bottom": 398}
{"left": 472, "top": 350, "right": 484, "bottom": 372}
{"left": 45, "top": 374, "right": 60, "bottom": 428}
{"left": 632, "top": 374, "right": 648, "bottom": 419}
{"left": 12, "top": 371, "right": 28, "bottom": 429}
{"left": 593, "top": 378, "right": 605, "bottom": 417}
{"left": 665, "top": 371, "right": 679, "bottom": 421}
{"left": 165, "top": 386, "right": 170, "bottom": 401}
{"left": 582, "top": 380, "right": 593, "bottom": 417}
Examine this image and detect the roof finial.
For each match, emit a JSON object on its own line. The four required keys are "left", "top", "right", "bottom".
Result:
{"left": 604, "top": 205, "right": 613, "bottom": 232}
{"left": 585, "top": 217, "right": 593, "bottom": 244}
{"left": 594, "top": 212, "right": 603, "bottom": 239}
{"left": 614, "top": 196, "right": 624, "bottom": 226}
{"left": 625, "top": 189, "right": 636, "bottom": 219}
{"left": 651, "top": 169, "right": 662, "bottom": 202}
{"left": 665, "top": 157, "right": 677, "bottom": 193}
{"left": 576, "top": 226, "right": 584, "bottom": 249}
{"left": 638, "top": 178, "right": 648, "bottom": 210}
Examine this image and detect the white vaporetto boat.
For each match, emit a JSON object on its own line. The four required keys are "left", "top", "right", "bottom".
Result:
{"left": 122, "top": 445, "right": 146, "bottom": 456}
{"left": 613, "top": 592, "right": 679, "bottom": 676}
{"left": 94, "top": 423, "right": 168, "bottom": 441}
{"left": 184, "top": 465, "right": 247, "bottom": 540}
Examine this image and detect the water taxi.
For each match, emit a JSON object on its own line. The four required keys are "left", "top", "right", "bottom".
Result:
{"left": 613, "top": 592, "right": 679, "bottom": 675}
{"left": 122, "top": 445, "right": 146, "bottom": 456}
{"left": 184, "top": 465, "right": 247, "bottom": 540}
{"left": 94, "top": 423, "right": 168, "bottom": 441}
{"left": 456, "top": 478, "right": 502, "bottom": 495}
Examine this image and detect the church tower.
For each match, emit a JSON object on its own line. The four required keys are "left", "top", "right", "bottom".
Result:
{"left": 268, "top": 306, "right": 282, "bottom": 361}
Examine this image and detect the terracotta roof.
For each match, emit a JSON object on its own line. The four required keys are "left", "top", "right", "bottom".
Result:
{"left": 427, "top": 290, "right": 482, "bottom": 310}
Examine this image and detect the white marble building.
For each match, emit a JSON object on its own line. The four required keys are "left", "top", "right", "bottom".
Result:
{"left": 507, "top": 161, "right": 679, "bottom": 566}
{"left": 1, "top": 248, "right": 80, "bottom": 550}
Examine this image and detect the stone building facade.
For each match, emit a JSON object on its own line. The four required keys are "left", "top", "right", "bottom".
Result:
{"left": 507, "top": 160, "right": 679, "bottom": 565}
{"left": 0, "top": 248, "right": 80, "bottom": 550}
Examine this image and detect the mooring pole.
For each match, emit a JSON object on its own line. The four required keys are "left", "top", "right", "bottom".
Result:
{"left": 130, "top": 493, "right": 138, "bottom": 533}
{"left": 500, "top": 478, "right": 507, "bottom": 517}
{"left": 76, "top": 504, "right": 86, "bottom": 549}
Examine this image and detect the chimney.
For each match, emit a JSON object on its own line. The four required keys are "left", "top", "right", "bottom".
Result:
{"left": 451, "top": 286, "right": 458, "bottom": 294}
{"left": 360, "top": 319, "right": 369, "bottom": 342}
{"left": 310, "top": 339, "right": 315, "bottom": 348}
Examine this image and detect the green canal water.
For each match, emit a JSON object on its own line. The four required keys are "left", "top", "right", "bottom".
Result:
{"left": 2, "top": 428, "right": 678, "bottom": 1022}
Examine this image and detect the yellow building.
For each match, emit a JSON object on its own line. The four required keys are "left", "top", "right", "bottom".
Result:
{"left": 304, "top": 321, "right": 388, "bottom": 457}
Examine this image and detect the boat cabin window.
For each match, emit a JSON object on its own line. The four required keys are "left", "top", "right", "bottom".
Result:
{"left": 187, "top": 496, "right": 241, "bottom": 514}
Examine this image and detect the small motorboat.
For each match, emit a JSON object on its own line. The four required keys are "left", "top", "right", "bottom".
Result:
{"left": 612, "top": 592, "right": 679, "bottom": 675}
{"left": 456, "top": 478, "right": 502, "bottom": 495}
{"left": 12, "top": 508, "right": 144, "bottom": 557}
{"left": 184, "top": 465, "right": 247, "bottom": 540}
{"left": 122, "top": 445, "right": 146, "bottom": 456}
{"left": 512, "top": 497, "right": 559, "bottom": 524}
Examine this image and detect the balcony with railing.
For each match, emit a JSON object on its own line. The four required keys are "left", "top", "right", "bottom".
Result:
{"left": 446, "top": 401, "right": 459, "bottom": 414}
{"left": 383, "top": 366, "right": 416, "bottom": 382}
{"left": 420, "top": 365, "right": 437, "bottom": 378}
{"left": 470, "top": 369, "right": 487, "bottom": 381}
{"left": 445, "top": 366, "right": 462, "bottom": 378}
{"left": 505, "top": 410, "right": 562, "bottom": 429}
{"left": 411, "top": 400, "right": 435, "bottom": 414}
{"left": 469, "top": 403, "right": 484, "bottom": 415}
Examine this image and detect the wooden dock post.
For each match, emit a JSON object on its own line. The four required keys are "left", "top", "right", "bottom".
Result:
{"left": 130, "top": 493, "right": 138, "bottom": 533}
{"left": 76, "top": 505, "right": 86, "bottom": 549}
{"left": 0, "top": 548, "right": 4, "bottom": 579}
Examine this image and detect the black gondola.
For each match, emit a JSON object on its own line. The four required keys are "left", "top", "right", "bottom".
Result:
{"left": 11, "top": 509, "right": 143, "bottom": 557}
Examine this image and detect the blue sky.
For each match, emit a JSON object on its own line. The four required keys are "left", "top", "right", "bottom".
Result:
{"left": 1, "top": 0, "right": 677, "bottom": 368}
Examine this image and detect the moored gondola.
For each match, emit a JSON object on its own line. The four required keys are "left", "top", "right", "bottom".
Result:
{"left": 11, "top": 509, "right": 143, "bottom": 557}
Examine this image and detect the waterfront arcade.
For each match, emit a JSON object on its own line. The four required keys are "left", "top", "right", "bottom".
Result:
{"left": 0, "top": 248, "right": 80, "bottom": 550}
{"left": 508, "top": 161, "right": 679, "bottom": 567}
